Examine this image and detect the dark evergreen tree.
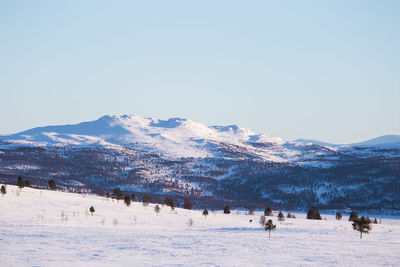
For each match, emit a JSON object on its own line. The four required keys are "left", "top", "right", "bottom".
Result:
{"left": 223, "top": 205, "right": 230, "bottom": 214}
{"left": 154, "top": 205, "right": 160, "bottom": 215}
{"left": 373, "top": 218, "right": 378, "bottom": 224}
{"left": 124, "top": 195, "right": 131, "bottom": 206}
{"left": 352, "top": 216, "right": 372, "bottom": 239}
{"left": 336, "top": 212, "right": 342, "bottom": 220}
{"left": 264, "top": 207, "right": 272, "bottom": 216}
{"left": 48, "top": 179, "right": 56, "bottom": 190}
{"left": 349, "top": 210, "right": 358, "bottom": 222}
{"left": 202, "top": 208, "right": 209, "bottom": 218}
{"left": 24, "top": 180, "right": 31, "bottom": 187}
{"left": 89, "top": 206, "right": 95, "bottom": 215}
{"left": 277, "top": 211, "right": 285, "bottom": 222}
{"left": 17, "top": 176, "right": 24, "bottom": 189}
{"left": 183, "top": 198, "right": 193, "bottom": 210}
{"left": 1, "top": 185, "right": 6, "bottom": 195}
{"left": 164, "top": 196, "right": 175, "bottom": 209}
{"left": 113, "top": 187, "right": 124, "bottom": 200}
{"left": 307, "top": 207, "right": 322, "bottom": 220}
{"left": 265, "top": 219, "right": 276, "bottom": 237}
{"left": 131, "top": 194, "right": 136, "bottom": 202}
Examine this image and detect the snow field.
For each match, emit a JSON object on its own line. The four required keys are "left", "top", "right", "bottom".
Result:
{"left": 1, "top": 185, "right": 400, "bottom": 266}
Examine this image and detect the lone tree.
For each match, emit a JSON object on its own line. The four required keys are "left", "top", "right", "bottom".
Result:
{"left": 336, "top": 212, "right": 342, "bottom": 220}
{"left": 154, "top": 205, "right": 161, "bottom": 215}
{"left": 223, "top": 205, "right": 230, "bottom": 214}
{"left": 48, "top": 179, "right": 56, "bottom": 190}
{"left": 264, "top": 207, "right": 272, "bottom": 216}
{"left": 124, "top": 195, "right": 131, "bottom": 207}
{"left": 349, "top": 210, "right": 358, "bottom": 222}
{"left": 265, "top": 219, "right": 276, "bottom": 237}
{"left": 183, "top": 198, "right": 193, "bottom": 210}
{"left": 202, "top": 208, "right": 209, "bottom": 218}
{"left": 352, "top": 216, "right": 372, "bottom": 239}
{"left": 17, "top": 176, "right": 24, "bottom": 189}
{"left": 164, "top": 196, "right": 175, "bottom": 210}
{"left": 277, "top": 211, "right": 285, "bottom": 222}
{"left": 89, "top": 206, "right": 95, "bottom": 215}
{"left": 1, "top": 185, "right": 6, "bottom": 196}
{"left": 307, "top": 207, "right": 322, "bottom": 220}
{"left": 259, "top": 215, "right": 266, "bottom": 227}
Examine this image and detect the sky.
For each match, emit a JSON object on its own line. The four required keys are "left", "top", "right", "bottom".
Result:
{"left": 0, "top": 0, "right": 399, "bottom": 144}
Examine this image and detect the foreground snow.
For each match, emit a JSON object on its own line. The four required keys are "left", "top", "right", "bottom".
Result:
{"left": 1, "top": 185, "right": 399, "bottom": 266}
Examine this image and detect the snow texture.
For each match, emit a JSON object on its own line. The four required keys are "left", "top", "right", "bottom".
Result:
{"left": 1, "top": 185, "right": 399, "bottom": 266}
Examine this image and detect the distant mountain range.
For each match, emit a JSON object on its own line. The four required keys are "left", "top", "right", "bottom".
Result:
{"left": 295, "top": 135, "right": 400, "bottom": 148}
{"left": 1, "top": 115, "right": 399, "bottom": 213}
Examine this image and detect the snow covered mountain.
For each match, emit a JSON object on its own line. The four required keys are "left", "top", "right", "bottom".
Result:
{"left": 0, "top": 114, "right": 328, "bottom": 163}
{"left": 1, "top": 115, "right": 399, "bottom": 212}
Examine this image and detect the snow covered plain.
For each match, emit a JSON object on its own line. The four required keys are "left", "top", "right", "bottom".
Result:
{"left": 1, "top": 185, "right": 400, "bottom": 266}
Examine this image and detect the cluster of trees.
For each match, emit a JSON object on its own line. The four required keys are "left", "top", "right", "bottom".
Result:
{"left": 17, "top": 176, "right": 32, "bottom": 189}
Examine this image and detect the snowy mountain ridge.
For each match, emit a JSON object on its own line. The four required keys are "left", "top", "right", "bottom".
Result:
{"left": 0, "top": 114, "right": 304, "bottom": 161}
{"left": 1, "top": 115, "right": 399, "bottom": 211}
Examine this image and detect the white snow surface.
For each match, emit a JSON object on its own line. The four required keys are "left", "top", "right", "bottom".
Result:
{"left": 1, "top": 185, "right": 399, "bottom": 266}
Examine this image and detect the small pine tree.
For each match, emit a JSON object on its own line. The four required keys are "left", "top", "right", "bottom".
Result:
{"left": 24, "top": 180, "right": 31, "bottom": 187}
{"left": 264, "top": 207, "right": 272, "bottom": 216}
{"left": 336, "top": 212, "right": 342, "bottom": 220}
{"left": 248, "top": 208, "right": 254, "bottom": 215}
{"left": 307, "top": 207, "right": 322, "bottom": 220}
{"left": 202, "top": 208, "right": 209, "bottom": 218}
{"left": 183, "top": 198, "right": 193, "bottom": 210}
{"left": 154, "top": 205, "right": 161, "bottom": 215}
{"left": 89, "top": 206, "right": 95, "bottom": 215}
{"left": 124, "top": 196, "right": 131, "bottom": 207}
{"left": 265, "top": 219, "right": 276, "bottom": 237}
{"left": 277, "top": 211, "right": 285, "bottom": 222}
{"left": 223, "top": 205, "right": 230, "bottom": 214}
{"left": 373, "top": 218, "right": 378, "bottom": 224}
{"left": 17, "top": 176, "right": 24, "bottom": 189}
{"left": 131, "top": 194, "right": 136, "bottom": 202}
{"left": 1, "top": 185, "right": 6, "bottom": 196}
{"left": 352, "top": 216, "right": 371, "bottom": 239}
{"left": 259, "top": 215, "right": 266, "bottom": 227}
{"left": 349, "top": 210, "right": 358, "bottom": 222}
{"left": 48, "top": 179, "right": 56, "bottom": 190}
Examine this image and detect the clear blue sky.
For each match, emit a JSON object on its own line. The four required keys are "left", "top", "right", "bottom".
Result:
{"left": 1, "top": 0, "right": 399, "bottom": 143}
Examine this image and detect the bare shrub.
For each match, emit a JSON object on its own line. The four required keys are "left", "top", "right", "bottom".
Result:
{"left": 187, "top": 218, "right": 194, "bottom": 229}
{"left": 248, "top": 208, "right": 254, "bottom": 215}
{"left": 259, "top": 215, "right": 266, "bottom": 227}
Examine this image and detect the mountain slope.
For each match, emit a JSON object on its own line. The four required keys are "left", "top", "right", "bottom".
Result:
{"left": 1, "top": 115, "right": 399, "bottom": 212}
